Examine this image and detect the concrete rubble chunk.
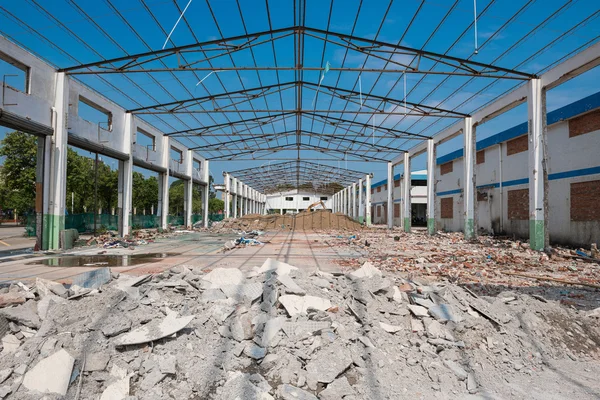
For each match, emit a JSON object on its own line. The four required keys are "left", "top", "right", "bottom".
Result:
{"left": 443, "top": 360, "right": 468, "bottom": 380}
{"left": 0, "top": 300, "right": 41, "bottom": 328}
{"left": 230, "top": 315, "right": 254, "bottom": 342}
{"left": 0, "top": 293, "right": 25, "bottom": 308}
{"left": 1, "top": 335, "right": 20, "bottom": 355}
{"left": 348, "top": 261, "right": 382, "bottom": 280}
{"left": 305, "top": 343, "right": 352, "bottom": 383}
{"left": 319, "top": 377, "right": 355, "bottom": 400}
{"left": 114, "top": 314, "right": 194, "bottom": 346}
{"left": 429, "top": 304, "right": 460, "bottom": 323}
{"left": 277, "top": 274, "right": 306, "bottom": 295}
{"left": 258, "top": 258, "right": 298, "bottom": 276}
{"left": 0, "top": 369, "right": 12, "bottom": 385}
{"left": 22, "top": 349, "right": 74, "bottom": 396}
{"left": 36, "top": 278, "right": 67, "bottom": 299}
{"left": 202, "top": 268, "right": 244, "bottom": 289}
{"left": 282, "top": 320, "right": 331, "bottom": 338}
{"left": 84, "top": 352, "right": 110, "bottom": 372}
{"left": 159, "top": 356, "right": 177, "bottom": 375}
{"left": 467, "top": 372, "right": 477, "bottom": 393}
{"left": 379, "top": 322, "right": 403, "bottom": 333}
{"left": 201, "top": 288, "right": 226, "bottom": 302}
{"left": 407, "top": 304, "right": 429, "bottom": 318}
{"left": 391, "top": 286, "right": 403, "bottom": 303}
{"left": 221, "top": 282, "right": 263, "bottom": 303}
{"left": 279, "top": 295, "right": 332, "bottom": 317}
{"left": 220, "top": 371, "right": 274, "bottom": 400}
{"left": 72, "top": 267, "right": 112, "bottom": 289}
{"left": 244, "top": 343, "right": 267, "bottom": 360}
{"left": 313, "top": 277, "right": 331, "bottom": 288}
{"left": 140, "top": 369, "right": 166, "bottom": 391}
{"left": 102, "top": 317, "right": 132, "bottom": 337}
{"left": 0, "top": 386, "right": 10, "bottom": 399}
{"left": 211, "top": 299, "right": 237, "bottom": 323}
{"left": 278, "top": 384, "right": 318, "bottom": 400}
{"left": 261, "top": 317, "right": 285, "bottom": 347}
{"left": 100, "top": 376, "right": 130, "bottom": 400}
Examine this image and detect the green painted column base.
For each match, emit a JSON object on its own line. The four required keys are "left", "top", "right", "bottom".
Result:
{"left": 366, "top": 216, "right": 371, "bottom": 226}
{"left": 43, "top": 214, "right": 65, "bottom": 250}
{"left": 427, "top": 218, "right": 435, "bottom": 235}
{"left": 529, "top": 219, "right": 545, "bottom": 251}
{"left": 358, "top": 216, "right": 364, "bottom": 224}
{"left": 403, "top": 218, "right": 411, "bottom": 232}
{"left": 464, "top": 218, "right": 475, "bottom": 240}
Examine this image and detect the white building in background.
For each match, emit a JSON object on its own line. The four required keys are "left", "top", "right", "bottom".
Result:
{"left": 370, "top": 170, "right": 428, "bottom": 226}
{"left": 265, "top": 189, "right": 332, "bottom": 214}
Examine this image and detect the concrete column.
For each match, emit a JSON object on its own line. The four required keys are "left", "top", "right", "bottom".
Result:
{"left": 231, "top": 178, "right": 241, "bottom": 218}
{"left": 280, "top": 193, "right": 284, "bottom": 214}
{"left": 117, "top": 113, "right": 134, "bottom": 237}
{"left": 244, "top": 185, "right": 249, "bottom": 215}
{"left": 352, "top": 182, "right": 357, "bottom": 219}
{"left": 365, "top": 175, "right": 372, "bottom": 226}
{"left": 334, "top": 193, "right": 338, "bottom": 213}
{"left": 463, "top": 116, "right": 476, "bottom": 240}
{"left": 528, "top": 78, "right": 548, "bottom": 251}
{"left": 224, "top": 173, "right": 231, "bottom": 219}
{"left": 403, "top": 152, "right": 411, "bottom": 232}
{"left": 358, "top": 179, "right": 364, "bottom": 224}
{"left": 344, "top": 188, "right": 348, "bottom": 215}
{"left": 184, "top": 150, "right": 193, "bottom": 227}
{"left": 45, "top": 72, "right": 69, "bottom": 249}
{"left": 387, "top": 162, "right": 394, "bottom": 229}
{"left": 427, "top": 140, "right": 436, "bottom": 235}
{"left": 158, "top": 172, "right": 169, "bottom": 229}
{"left": 202, "top": 160, "right": 210, "bottom": 228}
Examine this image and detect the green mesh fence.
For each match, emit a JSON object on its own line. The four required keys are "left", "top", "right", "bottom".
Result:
{"left": 132, "top": 215, "right": 160, "bottom": 229}
{"left": 66, "top": 213, "right": 119, "bottom": 233}
{"left": 25, "top": 215, "right": 36, "bottom": 237}
{"left": 192, "top": 214, "right": 203, "bottom": 224}
{"left": 209, "top": 214, "right": 224, "bottom": 222}
{"left": 168, "top": 215, "right": 185, "bottom": 226}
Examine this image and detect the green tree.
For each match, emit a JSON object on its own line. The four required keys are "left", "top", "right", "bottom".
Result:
{"left": 132, "top": 172, "right": 158, "bottom": 214}
{"left": 0, "top": 131, "right": 37, "bottom": 214}
{"left": 209, "top": 197, "right": 224, "bottom": 214}
{"left": 168, "top": 180, "right": 202, "bottom": 215}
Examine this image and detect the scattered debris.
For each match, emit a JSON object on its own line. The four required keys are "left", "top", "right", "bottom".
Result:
{"left": 22, "top": 349, "right": 74, "bottom": 396}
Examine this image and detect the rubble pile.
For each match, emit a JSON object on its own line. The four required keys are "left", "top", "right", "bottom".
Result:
{"left": 326, "top": 230, "right": 600, "bottom": 307}
{"left": 212, "top": 210, "right": 362, "bottom": 233}
{"left": 85, "top": 228, "right": 189, "bottom": 250}
{"left": 0, "top": 256, "right": 598, "bottom": 399}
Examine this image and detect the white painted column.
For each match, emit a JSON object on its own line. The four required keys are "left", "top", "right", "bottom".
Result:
{"left": 528, "top": 78, "right": 547, "bottom": 251}
{"left": 427, "top": 139, "right": 436, "bottom": 235}
{"left": 344, "top": 188, "right": 348, "bottom": 215}
{"left": 463, "top": 116, "right": 475, "bottom": 240}
{"left": 365, "top": 174, "right": 372, "bottom": 226}
{"left": 232, "top": 178, "right": 238, "bottom": 218}
{"left": 184, "top": 151, "right": 193, "bottom": 227}
{"left": 118, "top": 112, "right": 134, "bottom": 237}
{"left": 244, "top": 185, "right": 249, "bottom": 215}
{"left": 352, "top": 182, "right": 357, "bottom": 219}
{"left": 202, "top": 160, "right": 210, "bottom": 228}
{"left": 358, "top": 178, "right": 364, "bottom": 224}
{"left": 224, "top": 173, "right": 231, "bottom": 219}
{"left": 158, "top": 136, "right": 169, "bottom": 230}
{"left": 280, "top": 193, "right": 284, "bottom": 214}
{"left": 47, "top": 72, "right": 69, "bottom": 249}
{"left": 387, "top": 162, "right": 393, "bottom": 229}
{"left": 403, "top": 152, "right": 411, "bottom": 232}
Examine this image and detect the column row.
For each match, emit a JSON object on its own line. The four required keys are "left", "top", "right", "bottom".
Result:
{"left": 222, "top": 172, "right": 266, "bottom": 219}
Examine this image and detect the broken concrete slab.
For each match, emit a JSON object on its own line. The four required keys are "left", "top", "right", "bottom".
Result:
{"left": 221, "top": 282, "right": 263, "bottom": 303}
{"left": 319, "top": 376, "right": 355, "bottom": 400}
{"left": 278, "top": 384, "right": 317, "bottom": 400}
{"left": 443, "top": 360, "right": 468, "bottom": 380}
{"left": 230, "top": 315, "right": 254, "bottom": 342}
{"left": 0, "top": 369, "right": 12, "bottom": 385}
{"left": 244, "top": 343, "right": 267, "bottom": 360}
{"left": 279, "top": 295, "right": 332, "bottom": 317}
{"left": 202, "top": 268, "right": 244, "bottom": 289}
{"left": 22, "top": 349, "right": 74, "bottom": 396}
{"left": 305, "top": 343, "right": 352, "bottom": 383}
{"left": 159, "top": 356, "right": 177, "bottom": 375}
{"left": 100, "top": 376, "right": 130, "bottom": 400}
{"left": 140, "top": 369, "right": 166, "bottom": 391}
{"left": 348, "top": 261, "right": 382, "bottom": 280}
{"left": 102, "top": 317, "right": 132, "bottom": 337}
{"left": 201, "top": 288, "right": 227, "bottom": 302}
{"left": 113, "top": 314, "right": 194, "bottom": 346}
{"left": 0, "top": 300, "right": 40, "bottom": 328}
{"left": 219, "top": 372, "right": 274, "bottom": 400}
{"left": 429, "top": 304, "right": 460, "bottom": 323}
{"left": 1, "top": 335, "right": 20, "bottom": 355}
{"left": 72, "top": 267, "right": 111, "bottom": 289}
{"left": 407, "top": 304, "right": 429, "bottom": 318}
{"left": 379, "top": 322, "right": 403, "bottom": 333}
{"left": 0, "top": 386, "right": 10, "bottom": 399}
{"left": 282, "top": 320, "right": 331, "bottom": 338}
{"left": 277, "top": 274, "right": 306, "bottom": 295}
{"left": 0, "top": 293, "right": 25, "bottom": 308}
{"left": 260, "top": 317, "right": 285, "bottom": 348}
{"left": 84, "top": 352, "right": 110, "bottom": 372}
{"left": 258, "top": 258, "right": 298, "bottom": 276}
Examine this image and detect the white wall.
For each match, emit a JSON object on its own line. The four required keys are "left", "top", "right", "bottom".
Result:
{"left": 265, "top": 189, "right": 332, "bottom": 212}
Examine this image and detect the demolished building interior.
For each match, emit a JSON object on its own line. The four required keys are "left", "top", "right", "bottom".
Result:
{"left": 0, "top": 1, "right": 599, "bottom": 399}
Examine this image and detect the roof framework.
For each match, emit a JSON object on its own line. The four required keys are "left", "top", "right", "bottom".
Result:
{"left": 227, "top": 161, "right": 365, "bottom": 195}
{"left": 1, "top": 0, "right": 597, "bottom": 192}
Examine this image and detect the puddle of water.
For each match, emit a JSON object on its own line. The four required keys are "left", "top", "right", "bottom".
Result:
{"left": 26, "top": 253, "right": 180, "bottom": 267}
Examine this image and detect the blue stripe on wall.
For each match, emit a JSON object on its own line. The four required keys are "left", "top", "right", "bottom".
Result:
{"left": 437, "top": 189, "right": 462, "bottom": 196}
{"left": 549, "top": 166, "right": 600, "bottom": 180}
{"left": 436, "top": 91, "right": 600, "bottom": 165}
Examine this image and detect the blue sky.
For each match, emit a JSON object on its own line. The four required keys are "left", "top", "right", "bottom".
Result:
{"left": 1, "top": 0, "right": 599, "bottom": 184}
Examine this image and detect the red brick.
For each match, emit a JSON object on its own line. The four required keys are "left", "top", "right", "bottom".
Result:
{"left": 506, "top": 135, "right": 528, "bottom": 156}
{"left": 441, "top": 197, "right": 453, "bottom": 219}
{"left": 508, "top": 189, "right": 528, "bottom": 220}
{"left": 394, "top": 203, "right": 400, "bottom": 218}
{"left": 570, "top": 180, "right": 600, "bottom": 221}
{"left": 394, "top": 179, "right": 400, "bottom": 188}
{"left": 440, "top": 162, "right": 453, "bottom": 175}
{"left": 377, "top": 205, "right": 381, "bottom": 217}
{"left": 477, "top": 191, "right": 488, "bottom": 202}
{"left": 569, "top": 109, "right": 600, "bottom": 137}
{"left": 476, "top": 150, "right": 485, "bottom": 165}
{"left": 377, "top": 186, "right": 381, "bottom": 193}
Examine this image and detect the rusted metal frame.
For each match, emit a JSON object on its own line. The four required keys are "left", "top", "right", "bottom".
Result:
{"left": 164, "top": 112, "right": 295, "bottom": 136}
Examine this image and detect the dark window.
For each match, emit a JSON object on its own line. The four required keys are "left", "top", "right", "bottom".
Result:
{"left": 285, "top": 197, "right": 293, "bottom": 201}
{"left": 441, "top": 197, "right": 453, "bottom": 219}
{"left": 302, "top": 197, "right": 310, "bottom": 201}
{"left": 320, "top": 196, "right": 328, "bottom": 200}
{"left": 440, "top": 161, "right": 453, "bottom": 175}
{"left": 412, "top": 180, "right": 427, "bottom": 187}
{"left": 377, "top": 186, "right": 382, "bottom": 193}
{"left": 394, "top": 179, "right": 400, "bottom": 187}
{"left": 476, "top": 150, "right": 485, "bottom": 164}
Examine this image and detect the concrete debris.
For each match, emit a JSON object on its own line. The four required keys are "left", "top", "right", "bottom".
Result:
{"left": 407, "top": 304, "right": 429, "bottom": 318}
{"left": 0, "top": 292, "right": 26, "bottom": 308}
{"left": 72, "top": 267, "right": 112, "bottom": 289}
{"left": 221, "top": 282, "right": 263, "bottom": 302}
{"left": 102, "top": 317, "right": 132, "bottom": 337}
{"left": 279, "top": 295, "right": 332, "bottom": 317}
{"left": 379, "top": 321, "right": 403, "bottom": 333}
{"left": 258, "top": 258, "right": 298, "bottom": 276}
{"left": 22, "top": 349, "right": 74, "bottom": 395}
{"left": 261, "top": 317, "right": 285, "bottom": 347}
{"left": 220, "top": 371, "right": 274, "bottom": 400}
{"left": 113, "top": 313, "right": 194, "bottom": 346}
{"left": 202, "top": 268, "right": 244, "bottom": 288}
{"left": 100, "top": 376, "right": 130, "bottom": 400}
{"left": 278, "top": 383, "right": 317, "bottom": 400}
{"left": 0, "top": 369, "right": 12, "bottom": 385}
{"left": 305, "top": 343, "right": 352, "bottom": 383}
{"left": 318, "top": 376, "right": 355, "bottom": 400}
{"left": 277, "top": 274, "right": 306, "bottom": 295}
{"left": 84, "top": 352, "right": 110, "bottom": 372}
{"left": 0, "top": 335, "right": 20, "bottom": 355}
{"left": 244, "top": 343, "right": 267, "bottom": 360}
{"left": 348, "top": 261, "right": 382, "bottom": 280}
{"left": 429, "top": 303, "right": 460, "bottom": 323}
